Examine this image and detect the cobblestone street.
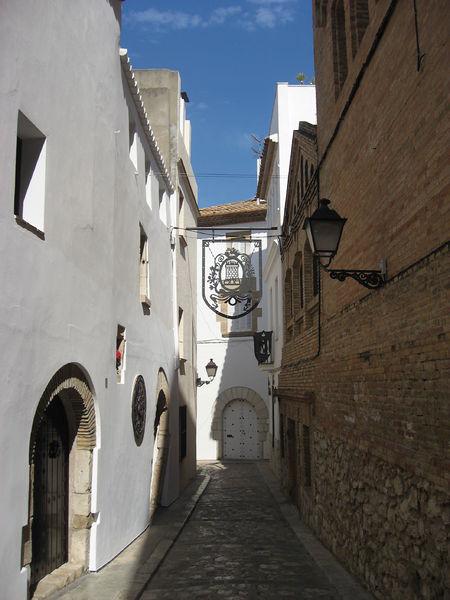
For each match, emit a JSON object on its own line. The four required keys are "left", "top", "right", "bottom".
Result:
{"left": 141, "top": 462, "right": 371, "bottom": 599}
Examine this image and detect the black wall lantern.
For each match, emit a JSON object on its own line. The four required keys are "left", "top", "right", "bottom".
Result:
{"left": 304, "top": 199, "right": 385, "bottom": 289}
{"left": 196, "top": 358, "right": 218, "bottom": 387}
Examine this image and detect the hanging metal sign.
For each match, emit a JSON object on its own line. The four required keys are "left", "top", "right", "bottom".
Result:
{"left": 202, "top": 238, "right": 262, "bottom": 319}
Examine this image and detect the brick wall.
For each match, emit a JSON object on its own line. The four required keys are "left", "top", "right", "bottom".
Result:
{"left": 277, "top": 0, "right": 450, "bottom": 597}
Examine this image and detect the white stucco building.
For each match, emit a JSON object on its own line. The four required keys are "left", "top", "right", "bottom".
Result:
{"left": 196, "top": 200, "right": 271, "bottom": 461}
{"left": 135, "top": 69, "right": 200, "bottom": 497}
{"left": 0, "top": 2, "right": 194, "bottom": 598}
{"left": 256, "top": 83, "right": 316, "bottom": 471}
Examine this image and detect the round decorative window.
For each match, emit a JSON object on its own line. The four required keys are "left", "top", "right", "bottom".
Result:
{"left": 132, "top": 375, "right": 147, "bottom": 446}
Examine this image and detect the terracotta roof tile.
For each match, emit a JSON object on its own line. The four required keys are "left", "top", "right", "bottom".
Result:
{"left": 198, "top": 199, "right": 267, "bottom": 226}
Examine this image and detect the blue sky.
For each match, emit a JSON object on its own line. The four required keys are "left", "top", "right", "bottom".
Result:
{"left": 121, "top": 0, "right": 315, "bottom": 207}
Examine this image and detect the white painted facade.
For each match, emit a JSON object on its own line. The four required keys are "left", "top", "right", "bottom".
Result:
{"left": 0, "top": 2, "right": 186, "bottom": 598}
{"left": 257, "top": 83, "right": 316, "bottom": 469}
{"left": 196, "top": 220, "right": 270, "bottom": 461}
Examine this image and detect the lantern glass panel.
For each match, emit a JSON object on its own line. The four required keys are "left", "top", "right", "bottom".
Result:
{"left": 206, "top": 359, "right": 217, "bottom": 379}
{"left": 309, "top": 219, "right": 345, "bottom": 256}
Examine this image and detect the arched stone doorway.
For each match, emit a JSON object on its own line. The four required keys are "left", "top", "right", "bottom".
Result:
{"left": 212, "top": 387, "right": 269, "bottom": 459}
{"left": 149, "top": 369, "right": 170, "bottom": 517}
{"left": 26, "top": 364, "right": 96, "bottom": 594}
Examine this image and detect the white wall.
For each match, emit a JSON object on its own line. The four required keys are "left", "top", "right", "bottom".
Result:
{"left": 0, "top": 2, "right": 177, "bottom": 598}
{"left": 269, "top": 83, "right": 316, "bottom": 224}
{"left": 260, "top": 83, "right": 317, "bottom": 467}
{"left": 196, "top": 223, "right": 270, "bottom": 460}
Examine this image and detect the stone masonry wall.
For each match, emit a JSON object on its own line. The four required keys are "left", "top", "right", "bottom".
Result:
{"left": 311, "top": 430, "right": 448, "bottom": 600}
{"left": 279, "top": 244, "right": 450, "bottom": 599}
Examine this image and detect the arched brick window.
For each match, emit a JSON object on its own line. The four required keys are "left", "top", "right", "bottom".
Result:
{"left": 284, "top": 268, "right": 293, "bottom": 326}
{"left": 300, "top": 156, "right": 305, "bottom": 197}
{"left": 315, "top": 0, "right": 329, "bottom": 28}
{"left": 349, "top": 0, "right": 369, "bottom": 57}
{"left": 332, "top": 0, "right": 348, "bottom": 98}
{"left": 293, "top": 252, "right": 304, "bottom": 314}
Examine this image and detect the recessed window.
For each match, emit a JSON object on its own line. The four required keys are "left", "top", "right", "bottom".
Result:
{"left": 179, "top": 235, "right": 187, "bottom": 260}
{"left": 14, "top": 111, "right": 46, "bottom": 235}
{"left": 178, "top": 307, "right": 184, "bottom": 359}
{"left": 159, "top": 185, "right": 167, "bottom": 225}
{"left": 229, "top": 304, "right": 253, "bottom": 335}
{"left": 349, "top": 0, "right": 369, "bottom": 58}
{"left": 140, "top": 225, "right": 150, "bottom": 309}
{"left": 179, "top": 405, "right": 187, "bottom": 461}
{"left": 129, "top": 120, "right": 138, "bottom": 171}
{"left": 145, "top": 159, "right": 152, "bottom": 209}
{"left": 332, "top": 0, "right": 349, "bottom": 98}
{"left": 116, "top": 325, "right": 126, "bottom": 384}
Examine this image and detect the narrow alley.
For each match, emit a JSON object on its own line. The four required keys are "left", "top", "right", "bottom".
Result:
{"left": 141, "top": 462, "right": 372, "bottom": 599}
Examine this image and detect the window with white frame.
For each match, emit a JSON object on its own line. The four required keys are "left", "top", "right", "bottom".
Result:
{"left": 14, "top": 111, "right": 46, "bottom": 235}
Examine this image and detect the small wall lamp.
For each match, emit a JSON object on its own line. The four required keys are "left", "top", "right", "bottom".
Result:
{"left": 304, "top": 199, "right": 386, "bottom": 289}
{"left": 196, "top": 358, "right": 218, "bottom": 387}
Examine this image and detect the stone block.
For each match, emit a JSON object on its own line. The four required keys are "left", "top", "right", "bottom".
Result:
{"left": 72, "top": 492, "right": 91, "bottom": 516}
{"left": 74, "top": 450, "right": 92, "bottom": 494}
{"left": 71, "top": 528, "right": 89, "bottom": 564}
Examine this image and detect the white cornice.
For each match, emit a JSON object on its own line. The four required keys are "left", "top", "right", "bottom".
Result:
{"left": 120, "top": 48, "right": 175, "bottom": 194}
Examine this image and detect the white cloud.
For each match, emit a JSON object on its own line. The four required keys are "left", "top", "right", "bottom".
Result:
{"left": 208, "top": 6, "right": 242, "bottom": 25}
{"left": 126, "top": 3, "right": 295, "bottom": 32}
{"left": 127, "top": 8, "right": 203, "bottom": 30}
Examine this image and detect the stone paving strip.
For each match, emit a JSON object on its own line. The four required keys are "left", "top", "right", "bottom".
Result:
{"left": 141, "top": 461, "right": 374, "bottom": 599}
{"left": 50, "top": 473, "right": 210, "bottom": 600}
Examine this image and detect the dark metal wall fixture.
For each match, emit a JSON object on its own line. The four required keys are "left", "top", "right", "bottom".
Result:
{"left": 202, "top": 238, "right": 263, "bottom": 319}
{"left": 132, "top": 375, "right": 147, "bottom": 446}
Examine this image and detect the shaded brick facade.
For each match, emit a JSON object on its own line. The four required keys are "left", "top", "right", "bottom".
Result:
{"left": 278, "top": 1, "right": 450, "bottom": 598}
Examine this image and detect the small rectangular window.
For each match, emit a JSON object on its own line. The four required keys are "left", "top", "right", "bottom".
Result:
{"left": 14, "top": 111, "right": 46, "bottom": 235}
{"left": 179, "top": 405, "right": 187, "bottom": 461}
{"left": 140, "top": 225, "right": 150, "bottom": 308}
{"left": 116, "top": 325, "right": 126, "bottom": 383}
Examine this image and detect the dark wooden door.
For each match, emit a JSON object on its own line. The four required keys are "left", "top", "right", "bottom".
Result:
{"left": 31, "top": 397, "right": 69, "bottom": 589}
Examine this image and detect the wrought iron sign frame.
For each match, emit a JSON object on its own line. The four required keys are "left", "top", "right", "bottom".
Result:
{"left": 202, "top": 238, "right": 262, "bottom": 319}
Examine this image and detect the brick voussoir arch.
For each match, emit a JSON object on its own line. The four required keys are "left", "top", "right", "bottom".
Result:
{"left": 29, "top": 363, "right": 96, "bottom": 462}
{"left": 212, "top": 387, "right": 269, "bottom": 451}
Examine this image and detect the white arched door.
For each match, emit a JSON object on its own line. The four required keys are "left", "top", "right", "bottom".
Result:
{"left": 223, "top": 399, "right": 261, "bottom": 459}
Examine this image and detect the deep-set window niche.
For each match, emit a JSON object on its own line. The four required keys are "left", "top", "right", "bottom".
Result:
{"left": 14, "top": 111, "right": 46, "bottom": 236}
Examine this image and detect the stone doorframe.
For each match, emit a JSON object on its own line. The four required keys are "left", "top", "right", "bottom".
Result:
{"left": 212, "top": 387, "right": 268, "bottom": 459}
{"left": 25, "top": 363, "right": 97, "bottom": 591}
{"left": 149, "top": 369, "right": 170, "bottom": 517}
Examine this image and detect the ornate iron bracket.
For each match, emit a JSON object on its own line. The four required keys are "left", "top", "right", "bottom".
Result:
{"left": 325, "top": 268, "right": 385, "bottom": 290}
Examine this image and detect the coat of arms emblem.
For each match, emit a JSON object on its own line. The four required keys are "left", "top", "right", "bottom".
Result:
{"left": 202, "top": 238, "right": 262, "bottom": 319}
